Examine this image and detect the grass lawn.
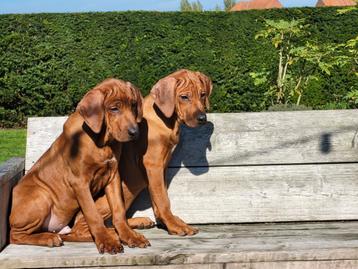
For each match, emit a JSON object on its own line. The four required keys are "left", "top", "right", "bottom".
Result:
{"left": 0, "top": 129, "right": 26, "bottom": 165}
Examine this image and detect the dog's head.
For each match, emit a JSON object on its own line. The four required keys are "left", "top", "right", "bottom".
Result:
{"left": 151, "top": 69, "right": 213, "bottom": 128}
{"left": 77, "top": 78, "right": 143, "bottom": 142}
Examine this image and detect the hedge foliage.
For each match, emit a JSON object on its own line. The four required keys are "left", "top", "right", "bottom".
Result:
{"left": 0, "top": 8, "right": 357, "bottom": 127}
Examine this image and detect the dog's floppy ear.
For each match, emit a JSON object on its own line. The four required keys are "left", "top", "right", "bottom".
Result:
{"left": 127, "top": 82, "right": 144, "bottom": 123}
{"left": 196, "top": 72, "right": 213, "bottom": 110}
{"left": 76, "top": 88, "right": 105, "bottom": 133}
{"left": 150, "top": 76, "right": 177, "bottom": 118}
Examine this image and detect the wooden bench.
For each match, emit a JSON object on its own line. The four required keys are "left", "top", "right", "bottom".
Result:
{"left": 2, "top": 109, "right": 358, "bottom": 268}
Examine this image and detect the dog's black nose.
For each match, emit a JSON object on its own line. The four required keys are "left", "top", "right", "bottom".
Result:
{"left": 197, "top": 113, "right": 207, "bottom": 124}
{"left": 128, "top": 126, "right": 139, "bottom": 139}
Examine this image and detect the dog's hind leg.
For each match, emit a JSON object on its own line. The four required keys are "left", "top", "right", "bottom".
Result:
{"left": 10, "top": 231, "right": 63, "bottom": 247}
{"left": 10, "top": 184, "right": 63, "bottom": 247}
{"left": 61, "top": 195, "right": 112, "bottom": 242}
{"left": 60, "top": 227, "right": 118, "bottom": 242}
{"left": 60, "top": 220, "right": 93, "bottom": 242}
{"left": 62, "top": 216, "right": 155, "bottom": 243}
{"left": 127, "top": 217, "right": 155, "bottom": 229}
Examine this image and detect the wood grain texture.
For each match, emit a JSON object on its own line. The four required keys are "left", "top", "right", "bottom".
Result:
{"left": 0, "top": 158, "right": 24, "bottom": 252}
{"left": 24, "top": 112, "right": 358, "bottom": 223}
{"left": 11, "top": 111, "right": 358, "bottom": 268}
{"left": 130, "top": 163, "right": 358, "bottom": 223}
{"left": 57, "top": 265, "right": 223, "bottom": 269}
{"left": 25, "top": 117, "right": 67, "bottom": 172}
{"left": 25, "top": 110, "right": 358, "bottom": 171}
{"left": 170, "top": 110, "right": 358, "bottom": 167}
{"left": 0, "top": 158, "right": 25, "bottom": 187}
{"left": 226, "top": 260, "right": 358, "bottom": 269}
{"left": 2, "top": 222, "right": 358, "bottom": 268}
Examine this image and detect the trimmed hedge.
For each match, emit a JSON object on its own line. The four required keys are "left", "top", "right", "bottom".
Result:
{"left": 0, "top": 8, "right": 357, "bottom": 127}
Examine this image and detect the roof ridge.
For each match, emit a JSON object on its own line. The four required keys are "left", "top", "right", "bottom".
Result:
{"left": 231, "top": 0, "right": 283, "bottom": 11}
{"left": 316, "top": 0, "right": 356, "bottom": 6}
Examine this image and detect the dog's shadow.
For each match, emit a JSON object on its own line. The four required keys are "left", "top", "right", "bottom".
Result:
{"left": 127, "top": 122, "right": 214, "bottom": 218}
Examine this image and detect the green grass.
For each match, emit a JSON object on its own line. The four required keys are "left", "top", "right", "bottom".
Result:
{"left": 0, "top": 129, "right": 26, "bottom": 165}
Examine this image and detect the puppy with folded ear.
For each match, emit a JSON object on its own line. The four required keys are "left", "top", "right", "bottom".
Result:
{"left": 66, "top": 69, "right": 213, "bottom": 240}
{"left": 140, "top": 70, "right": 212, "bottom": 235}
{"left": 151, "top": 70, "right": 212, "bottom": 128}
{"left": 9, "top": 78, "right": 149, "bottom": 254}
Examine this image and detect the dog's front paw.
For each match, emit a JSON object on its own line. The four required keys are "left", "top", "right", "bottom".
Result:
{"left": 162, "top": 215, "right": 199, "bottom": 236}
{"left": 95, "top": 229, "right": 123, "bottom": 254}
{"left": 118, "top": 225, "right": 151, "bottom": 248}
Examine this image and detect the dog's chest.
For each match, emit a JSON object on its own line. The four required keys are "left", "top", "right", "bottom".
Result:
{"left": 169, "top": 127, "right": 180, "bottom": 145}
{"left": 90, "top": 156, "right": 117, "bottom": 194}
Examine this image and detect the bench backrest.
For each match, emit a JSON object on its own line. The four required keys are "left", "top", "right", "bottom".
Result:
{"left": 26, "top": 110, "right": 358, "bottom": 224}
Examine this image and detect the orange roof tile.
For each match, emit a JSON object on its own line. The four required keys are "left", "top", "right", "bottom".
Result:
{"left": 316, "top": 0, "right": 356, "bottom": 6}
{"left": 230, "top": 0, "right": 283, "bottom": 11}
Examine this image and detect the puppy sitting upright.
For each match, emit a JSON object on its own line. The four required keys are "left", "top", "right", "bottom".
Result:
{"left": 10, "top": 78, "right": 149, "bottom": 254}
{"left": 67, "top": 69, "right": 213, "bottom": 239}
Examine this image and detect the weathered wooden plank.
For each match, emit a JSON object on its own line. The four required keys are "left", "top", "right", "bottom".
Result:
{"left": 226, "top": 260, "right": 358, "bottom": 269}
{"left": 25, "top": 110, "right": 358, "bottom": 171}
{"left": 2, "top": 222, "right": 358, "bottom": 268}
{"left": 57, "top": 265, "right": 223, "bottom": 269}
{"left": 129, "top": 163, "right": 358, "bottom": 223}
{"left": 0, "top": 158, "right": 24, "bottom": 252}
{"left": 25, "top": 117, "right": 67, "bottom": 172}
{"left": 52, "top": 261, "right": 358, "bottom": 269}
{"left": 0, "top": 158, "right": 25, "bottom": 187}
{"left": 170, "top": 110, "right": 358, "bottom": 167}
{"left": 115, "top": 221, "right": 358, "bottom": 239}
{"left": 22, "top": 112, "right": 358, "bottom": 223}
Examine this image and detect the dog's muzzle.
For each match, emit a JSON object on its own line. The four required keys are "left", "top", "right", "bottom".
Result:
{"left": 128, "top": 126, "right": 139, "bottom": 140}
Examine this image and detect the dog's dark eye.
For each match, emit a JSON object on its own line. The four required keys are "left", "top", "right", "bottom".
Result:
{"left": 131, "top": 102, "right": 137, "bottom": 110}
{"left": 109, "top": 107, "right": 119, "bottom": 113}
{"left": 200, "top": 92, "right": 206, "bottom": 99}
{"left": 180, "top": 95, "right": 189, "bottom": 101}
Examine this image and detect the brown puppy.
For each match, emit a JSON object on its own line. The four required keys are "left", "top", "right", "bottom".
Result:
{"left": 9, "top": 78, "right": 149, "bottom": 254}
{"left": 67, "top": 69, "right": 213, "bottom": 239}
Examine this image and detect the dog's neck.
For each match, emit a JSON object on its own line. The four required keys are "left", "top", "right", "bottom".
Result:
{"left": 153, "top": 103, "right": 178, "bottom": 129}
{"left": 144, "top": 95, "right": 181, "bottom": 145}
{"left": 63, "top": 112, "right": 117, "bottom": 165}
{"left": 66, "top": 112, "right": 113, "bottom": 149}
{"left": 82, "top": 121, "right": 122, "bottom": 161}
{"left": 82, "top": 121, "right": 111, "bottom": 148}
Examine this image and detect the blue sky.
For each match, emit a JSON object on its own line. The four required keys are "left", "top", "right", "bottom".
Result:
{"left": 0, "top": 0, "right": 318, "bottom": 14}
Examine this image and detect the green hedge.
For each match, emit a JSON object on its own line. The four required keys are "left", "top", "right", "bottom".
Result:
{"left": 0, "top": 8, "right": 357, "bottom": 127}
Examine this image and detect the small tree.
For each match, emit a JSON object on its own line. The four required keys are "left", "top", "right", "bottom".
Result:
{"left": 214, "top": 4, "right": 222, "bottom": 11}
{"left": 180, "top": 0, "right": 192, "bottom": 11}
{"left": 336, "top": 5, "right": 358, "bottom": 104}
{"left": 337, "top": 2, "right": 358, "bottom": 74}
{"left": 180, "top": 0, "right": 203, "bottom": 11}
{"left": 251, "top": 19, "right": 346, "bottom": 106}
{"left": 338, "top": 35, "right": 358, "bottom": 104}
{"left": 192, "top": 0, "right": 203, "bottom": 11}
{"left": 253, "top": 19, "right": 307, "bottom": 104}
{"left": 290, "top": 42, "right": 347, "bottom": 105}
{"left": 345, "top": 35, "right": 358, "bottom": 76}
{"left": 224, "top": 0, "right": 236, "bottom": 11}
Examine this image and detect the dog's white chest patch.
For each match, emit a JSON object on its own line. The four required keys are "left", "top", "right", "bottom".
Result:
{"left": 104, "top": 156, "right": 116, "bottom": 163}
{"left": 42, "top": 211, "right": 67, "bottom": 233}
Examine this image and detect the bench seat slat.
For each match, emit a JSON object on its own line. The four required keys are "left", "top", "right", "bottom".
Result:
{"left": 2, "top": 222, "right": 358, "bottom": 268}
{"left": 130, "top": 163, "right": 358, "bottom": 223}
